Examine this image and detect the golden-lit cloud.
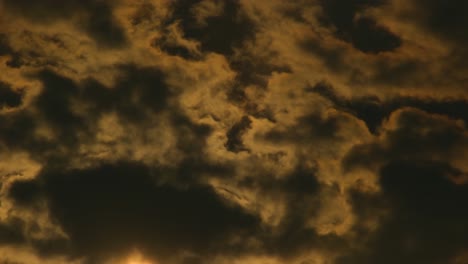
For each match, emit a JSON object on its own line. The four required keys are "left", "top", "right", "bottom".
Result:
{"left": 0, "top": 0, "right": 466, "bottom": 263}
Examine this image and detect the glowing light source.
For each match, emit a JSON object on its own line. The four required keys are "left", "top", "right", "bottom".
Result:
{"left": 125, "top": 250, "right": 154, "bottom": 264}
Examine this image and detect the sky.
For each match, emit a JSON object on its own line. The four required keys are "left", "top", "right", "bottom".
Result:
{"left": 0, "top": 0, "right": 467, "bottom": 263}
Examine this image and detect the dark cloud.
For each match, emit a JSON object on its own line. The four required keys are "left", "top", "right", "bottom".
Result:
{"left": 0, "top": 34, "right": 10, "bottom": 56}
{"left": 368, "top": 59, "right": 422, "bottom": 86}
{"left": 0, "top": 34, "right": 21, "bottom": 68}
{"left": 413, "top": 0, "right": 468, "bottom": 44}
{"left": 82, "top": 3, "right": 127, "bottom": 48}
{"left": 299, "top": 37, "right": 352, "bottom": 74}
{"left": 0, "top": 32, "right": 75, "bottom": 69}
{"left": 82, "top": 65, "right": 172, "bottom": 120}
{"left": 0, "top": 111, "right": 38, "bottom": 150}
{"left": 229, "top": 47, "right": 292, "bottom": 88}
{"left": 350, "top": 17, "right": 402, "bottom": 53}
{"left": 0, "top": 62, "right": 264, "bottom": 262}
{"left": 340, "top": 160, "right": 468, "bottom": 264}
{"left": 226, "top": 47, "right": 291, "bottom": 116}
{"left": 310, "top": 81, "right": 468, "bottom": 133}
{"left": 264, "top": 111, "right": 345, "bottom": 144}
{"left": 239, "top": 162, "right": 320, "bottom": 197}
{"left": 169, "top": 0, "right": 255, "bottom": 55}
{"left": 339, "top": 108, "right": 468, "bottom": 263}
{"left": 0, "top": 65, "right": 172, "bottom": 154}
{"left": 2, "top": 0, "right": 127, "bottom": 47}
{"left": 156, "top": 36, "right": 200, "bottom": 60}
{"left": 34, "top": 71, "right": 86, "bottom": 147}
{"left": 338, "top": 105, "right": 468, "bottom": 263}
{"left": 225, "top": 115, "right": 252, "bottom": 153}
{"left": 0, "top": 81, "right": 23, "bottom": 109}
{"left": 8, "top": 162, "right": 260, "bottom": 262}
{"left": 4, "top": 147, "right": 341, "bottom": 263}
{"left": 7, "top": 179, "right": 42, "bottom": 208}
{"left": 318, "top": 0, "right": 402, "bottom": 53}
{"left": 166, "top": 0, "right": 287, "bottom": 115}
{"left": 163, "top": 0, "right": 292, "bottom": 122}
{"left": 237, "top": 163, "right": 343, "bottom": 259}
{"left": 0, "top": 218, "right": 25, "bottom": 246}
{"left": 343, "top": 108, "right": 467, "bottom": 172}
{"left": 135, "top": 2, "right": 201, "bottom": 60}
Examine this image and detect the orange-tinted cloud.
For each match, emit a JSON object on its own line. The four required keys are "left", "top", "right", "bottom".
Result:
{"left": 0, "top": 0, "right": 466, "bottom": 263}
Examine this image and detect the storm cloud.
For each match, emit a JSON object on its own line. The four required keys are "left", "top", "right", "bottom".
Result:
{"left": 0, "top": 0, "right": 466, "bottom": 263}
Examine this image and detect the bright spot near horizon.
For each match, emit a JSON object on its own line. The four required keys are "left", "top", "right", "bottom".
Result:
{"left": 125, "top": 250, "right": 154, "bottom": 264}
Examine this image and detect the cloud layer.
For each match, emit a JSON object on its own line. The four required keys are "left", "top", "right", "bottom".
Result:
{"left": 0, "top": 0, "right": 467, "bottom": 263}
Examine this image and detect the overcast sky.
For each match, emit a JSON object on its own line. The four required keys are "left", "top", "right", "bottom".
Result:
{"left": 0, "top": 0, "right": 467, "bottom": 263}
